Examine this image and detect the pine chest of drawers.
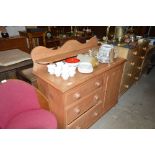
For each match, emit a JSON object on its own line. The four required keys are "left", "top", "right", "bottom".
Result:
{"left": 117, "top": 42, "right": 150, "bottom": 95}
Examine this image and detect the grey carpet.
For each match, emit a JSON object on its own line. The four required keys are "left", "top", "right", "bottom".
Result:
{"left": 90, "top": 68, "right": 155, "bottom": 129}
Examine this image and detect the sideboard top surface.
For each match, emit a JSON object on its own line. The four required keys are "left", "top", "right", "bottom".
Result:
{"left": 34, "top": 58, "right": 125, "bottom": 93}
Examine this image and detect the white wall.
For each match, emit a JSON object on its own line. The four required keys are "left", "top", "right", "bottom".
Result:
{"left": 5, "top": 26, "right": 26, "bottom": 37}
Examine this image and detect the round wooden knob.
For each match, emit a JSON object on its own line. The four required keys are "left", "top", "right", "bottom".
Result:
{"left": 133, "top": 51, "right": 138, "bottom": 55}
{"left": 124, "top": 85, "right": 129, "bottom": 88}
{"left": 74, "top": 107, "right": 81, "bottom": 114}
{"left": 128, "top": 73, "right": 132, "bottom": 77}
{"left": 130, "top": 62, "right": 135, "bottom": 66}
{"left": 94, "top": 95, "right": 99, "bottom": 101}
{"left": 94, "top": 112, "right": 98, "bottom": 116}
{"left": 74, "top": 92, "right": 81, "bottom": 99}
{"left": 95, "top": 81, "right": 101, "bottom": 87}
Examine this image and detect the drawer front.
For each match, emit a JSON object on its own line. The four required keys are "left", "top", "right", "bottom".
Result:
{"left": 120, "top": 76, "right": 134, "bottom": 94}
{"left": 132, "top": 70, "right": 141, "bottom": 81}
{"left": 136, "top": 56, "right": 144, "bottom": 68}
{"left": 66, "top": 88, "right": 103, "bottom": 124}
{"left": 128, "top": 49, "right": 139, "bottom": 61}
{"left": 64, "top": 75, "right": 103, "bottom": 105}
{"left": 124, "top": 60, "right": 137, "bottom": 74}
{"left": 139, "top": 47, "right": 147, "bottom": 57}
{"left": 67, "top": 102, "right": 103, "bottom": 129}
{"left": 66, "top": 114, "right": 85, "bottom": 129}
{"left": 84, "top": 102, "right": 103, "bottom": 128}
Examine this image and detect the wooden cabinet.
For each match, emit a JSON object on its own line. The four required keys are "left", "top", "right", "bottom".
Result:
{"left": 31, "top": 37, "right": 125, "bottom": 128}
{"left": 104, "top": 64, "right": 124, "bottom": 113}
{"left": 0, "top": 36, "right": 29, "bottom": 53}
{"left": 118, "top": 42, "right": 150, "bottom": 95}
{"left": 19, "top": 31, "right": 46, "bottom": 51}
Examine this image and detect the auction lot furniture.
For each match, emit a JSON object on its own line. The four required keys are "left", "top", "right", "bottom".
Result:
{"left": 31, "top": 37, "right": 126, "bottom": 128}
{"left": 117, "top": 41, "right": 151, "bottom": 95}
{"left": 0, "top": 49, "right": 33, "bottom": 81}
{"left": 0, "top": 36, "right": 29, "bottom": 53}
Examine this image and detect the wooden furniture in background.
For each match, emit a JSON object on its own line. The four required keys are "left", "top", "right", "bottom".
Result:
{"left": 31, "top": 37, "right": 125, "bottom": 128}
{"left": 118, "top": 41, "right": 151, "bottom": 95}
{"left": 0, "top": 36, "right": 29, "bottom": 53}
{"left": 0, "top": 37, "right": 32, "bottom": 81}
{"left": 19, "top": 31, "right": 46, "bottom": 52}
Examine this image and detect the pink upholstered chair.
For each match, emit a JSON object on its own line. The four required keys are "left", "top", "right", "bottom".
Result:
{"left": 0, "top": 79, "right": 57, "bottom": 129}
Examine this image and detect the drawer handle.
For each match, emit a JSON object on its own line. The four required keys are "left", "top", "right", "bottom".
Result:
{"left": 94, "top": 112, "right": 98, "bottom": 116}
{"left": 74, "top": 107, "right": 81, "bottom": 114}
{"left": 137, "top": 66, "right": 142, "bottom": 70}
{"left": 143, "top": 47, "right": 147, "bottom": 51}
{"left": 133, "top": 51, "right": 138, "bottom": 55}
{"left": 124, "top": 84, "right": 129, "bottom": 88}
{"left": 95, "top": 81, "right": 101, "bottom": 87}
{"left": 73, "top": 93, "right": 81, "bottom": 99}
{"left": 130, "top": 62, "right": 135, "bottom": 66}
{"left": 94, "top": 95, "right": 99, "bottom": 101}
{"left": 140, "top": 56, "right": 144, "bottom": 60}
{"left": 127, "top": 73, "right": 132, "bottom": 77}
{"left": 135, "top": 77, "right": 139, "bottom": 80}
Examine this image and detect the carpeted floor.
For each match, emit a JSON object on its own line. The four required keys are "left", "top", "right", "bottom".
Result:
{"left": 90, "top": 68, "right": 155, "bottom": 129}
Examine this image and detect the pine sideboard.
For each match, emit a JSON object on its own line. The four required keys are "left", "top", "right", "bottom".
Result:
{"left": 31, "top": 37, "right": 126, "bottom": 128}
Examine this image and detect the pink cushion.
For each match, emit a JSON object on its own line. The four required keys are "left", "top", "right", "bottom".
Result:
{"left": 0, "top": 80, "right": 41, "bottom": 128}
{"left": 5, "top": 109, "right": 57, "bottom": 129}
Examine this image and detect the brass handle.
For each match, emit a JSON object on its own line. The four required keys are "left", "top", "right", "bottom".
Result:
{"left": 130, "top": 62, "right": 135, "bottom": 66}
{"left": 94, "top": 112, "right": 98, "bottom": 116}
{"left": 74, "top": 92, "right": 81, "bottom": 99}
{"left": 140, "top": 56, "right": 144, "bottom": 60}
{"left": 124, "top": 84, "right": 129, "bottom": 88}
{"left": 74, "top": 107, "right": 81, "bottom": 114}
{"left": 95, "top": 81, "right": 101, "bottom": 87}
{"left": 127, "top": 73, "right": 132, "bottom": 77}
{"left": 143, "top": 47, "right": 147, "bottom": 51}
{"left": 137, "top": 67, "right": 142, "bottom": 70}
{"left": 135, "top": 77, "right": 139, "bottom": 80}
{"left": 133, "top": 51, "right": 138, "bottom": 55}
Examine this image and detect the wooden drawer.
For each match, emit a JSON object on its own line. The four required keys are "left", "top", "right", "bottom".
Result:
{"left": 84, "top": 102, "right": 103, "bottom": 128}
{"left": 139, "top": 47, "right": 147, "bottom": 57}
{"left": 128, "top": 49, "right": 138, "bottom": 61}
{"left": 123, "top": 68, "right": 135, "bottom": 81}
{"left": 66, "top": 114, "right": 85, "bottom": 129}
{"left": 67, "top": 102, "right": 103, "bottom": 129}
{"left": 136, "top": 56, "right": 144, "bottom": 68}
{"left": 64, "top": 75, "right": 103, "bottom": 105}
{"left": 125, "top": 60, "right": 137, "bottom": 74}
{"left": 132, "top": 70, "right": 141, "bottom": 81}
{"left": 66, "top": 88, "right": 103, "bottom": 124}
{"left": 120, "top": 75, "right": 134, "bottom": 94}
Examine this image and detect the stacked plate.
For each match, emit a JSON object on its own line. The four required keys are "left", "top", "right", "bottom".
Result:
{"left": 78, "top": 62, "right": 93, "bottom": 73}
